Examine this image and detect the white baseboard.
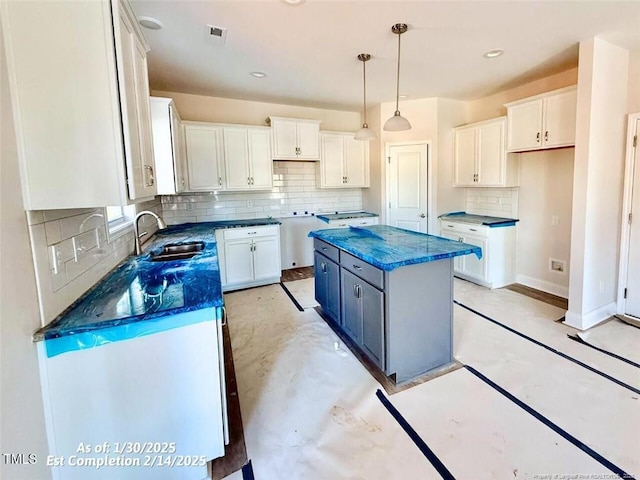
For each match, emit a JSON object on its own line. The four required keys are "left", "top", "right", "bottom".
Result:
{"left": 564, "top": 302, "right": 616, "bottom": 331}
{"left": 515, "top": 274, "right": 568, "bottom": 299}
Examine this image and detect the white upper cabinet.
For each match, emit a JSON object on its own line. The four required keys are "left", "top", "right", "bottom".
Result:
{"left": 317, "top": 132, "right": 369, "bottom": 188}
{"left": 224, "top": 126, "right": 273, "bottom": 190}
{"left": 150, "top": 97, "right": 188, "bottom": 194}
{"left": 184, "top": 122, "right": 224, "bottom": 191}
{"left": 454, "top": 117, "right": 517, "bottom": 187}
{"left": 1, "top": 0, "right": 156, "bottom": 208}
{"left": 505, "top": 86, "right": 577, "bottom": 152}
{"left": 268, "top": 117, "right": 321, "bottom": 160}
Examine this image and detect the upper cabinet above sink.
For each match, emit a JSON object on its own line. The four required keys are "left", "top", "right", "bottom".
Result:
{"left": 2, "top": 0, "right": 156, "bottom": 209}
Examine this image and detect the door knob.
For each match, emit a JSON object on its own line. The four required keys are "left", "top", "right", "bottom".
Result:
{"left": 420, "top": 213, "right": 426, "bottom": 218}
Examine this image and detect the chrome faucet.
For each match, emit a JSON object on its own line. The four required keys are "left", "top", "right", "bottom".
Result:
{"left": 134, "top": 211, "right": 167, "bottom": 255}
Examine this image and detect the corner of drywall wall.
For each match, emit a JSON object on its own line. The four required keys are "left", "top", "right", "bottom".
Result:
{"left": 628, "top": 50, "right": 640, "bottom": 113}
{"left": 361, "top": 103, "right": 383, "bottom": 217}
{"left": 1, "top": 22, "right": 52, "bottom": 479}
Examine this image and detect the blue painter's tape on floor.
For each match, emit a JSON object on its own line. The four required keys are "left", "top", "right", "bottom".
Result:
{"left": 242, "top": 459, "right": 255, "bottom": 480}
{"left": 375, "top": 389, "right": 456, "bottom": 480}
{"left": 464, "top": 365, "right": 635, "bottom": 480}
{"left": 454, "top": 300, "right": 640, "bottom": 395}
{"left": 566, "top": 334, "right": 640, "bottom": 369}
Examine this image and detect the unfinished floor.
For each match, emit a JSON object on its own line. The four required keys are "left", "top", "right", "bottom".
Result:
{"left": 221, "top": 279, "right": 639, "bottom": 480}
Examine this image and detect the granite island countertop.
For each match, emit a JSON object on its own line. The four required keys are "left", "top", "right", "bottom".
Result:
{"left": 439, "top": 212, "right": 519, "bottom": 227}
{"left": 309, "top": 225, "right": 482, "bottom": 271}
{"left": 316, "top": 212, "right": 379, "bottom": 224}
{"left": 34, "top": 218, "right": 281, "bottom": 353}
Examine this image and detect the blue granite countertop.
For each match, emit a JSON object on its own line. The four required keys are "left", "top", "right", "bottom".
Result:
{"left": 316, "top": 212, "right": 379, "bottom": 224}
{"left": 309, "top": 225, "right": 482, "bottom": 271}
{"left": 439, "top": 212, "right": 519, "bottom": 227}
{"left": 34, "top": 218, "right": 280, "bottom": 348}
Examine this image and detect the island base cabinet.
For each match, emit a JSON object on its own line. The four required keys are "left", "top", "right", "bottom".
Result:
{"left": 385, "top": 259, "right": 453, "bottom": 383}
{"left": 340, "top": 269, "right": 364, "bottom": 345}
{"left": 36, "top": 310, "right": 226, "bottom": 480}
{"left": 314, "top": 251, "right": 340, "bottom": 324}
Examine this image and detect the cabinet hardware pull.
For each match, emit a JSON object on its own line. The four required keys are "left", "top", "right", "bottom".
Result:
{"left": 458, "top": 237, "right": 463, "bottom": 242}
{"left": 219, "top": 177, "right": 222, "bottom": 186}
{"left": 353, "top": 264, "right": 362, "bottom": 271}
{"left": 353, "top": 284, "right": 357, "bottom": 296}
{"left": 356, "top": 285, "right": 361, "bottom": 298}
{"left": 536, "top": 132, "right": 540, "bottom": 142}
{"left": 321, "top": 247, "right": 327, "bottom": 251}
{"left": 544, "top": 131, "right": 549, "bottom": 142}
{"left": 470, "top": 228, "right": 477, "bottom": 231}
{"left": 447, "top": 224, "right": 454, "bottom": 228}
{"left": 144, "top": 165, "right": 155, "bottom": 187}
{"left": 250, "top": 177, "right": 254, "bottom": 185}
{"left": 247, "top": 177, "right": 251, "bottom": 185}
{"left": 221, "top": 306, "right": 227, "bottom": 326}
{"left": 321, "top": 262, "right": 327, "bottom": 273}
{"left": 420, "top": 213, "right": 426, "bottom": 218}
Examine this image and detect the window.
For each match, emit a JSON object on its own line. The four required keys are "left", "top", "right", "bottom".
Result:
{"left": 105, "top": 205, "right": 136, "bottom": 240}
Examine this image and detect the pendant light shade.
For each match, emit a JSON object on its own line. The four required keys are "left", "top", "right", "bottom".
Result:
{"left": 383, "top": 23, "right": 411, "bottom": 132}
{"left": 355, "top": 53, "right": 376, "bottom": 141}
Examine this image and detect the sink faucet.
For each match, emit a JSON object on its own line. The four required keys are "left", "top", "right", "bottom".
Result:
{"left": 134, "top": 211, "right": 167, "bottom": 255}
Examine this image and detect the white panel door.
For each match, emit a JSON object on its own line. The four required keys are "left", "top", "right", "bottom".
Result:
{"left": 224, "top": 127, "right": 251, "bottom": 190}
{"left": 345, "top": 136, "right": 368, "bottom": 187}
{"left": 544, "top": 89, "right": 577, "bottom": 148}
{"left": 626, "top": 119, "right": 640, "bottom": 318}
{"left": 253, "top": 236, "right": 281, "bottom": 280}
{"left": 477, "top": 120, "right": 505, "bottom": 186}
{"left": 507, "top": 99, "right": 543, "bottom": 151}
{"left": 296, "top": 121, "right": 320, "bottom": 159}
{"left": 453, "top": 127, "right": 476, "bottom": 186}
{"left": 248, "top": 128, "right": 273, "bottom": 189}
{"left": 320, "top": 133, "right": 345, "bottom": 187}
{"left": 272, "top": 119, "right": 298, "bottom": 158}
{"left": 387, "top": 144, "right": 429, "bottom": 233}
{"left": 224, "top": 239, "right": 254, "bottom": 285}
{"left": 184, "top": 124, "right": 223, "bottom": 191}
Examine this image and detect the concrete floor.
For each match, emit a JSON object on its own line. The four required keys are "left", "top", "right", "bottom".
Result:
{"left": 221, "top": 279, "right": 639, "bottom": 479}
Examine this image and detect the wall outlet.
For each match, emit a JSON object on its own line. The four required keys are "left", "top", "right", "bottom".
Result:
{"left": 550, "top": 259, "right": 566, "bottom": 273}
{"left": 551, "top": 215, "right": 559, "bottom": 226}
{"left": 186, "top": 203, "right": 194, "bottom": 211}
{"left": 247, "top": 200, "right": 254, "bottom": 208}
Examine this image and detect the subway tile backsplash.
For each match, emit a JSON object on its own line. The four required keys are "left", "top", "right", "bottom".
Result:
{"left": 465, "top": 187, "right": 519, "bottom": 218}
{"left": 162, "top": 161, "right": 364, "bottom": 224}
{"left": 28, "top": 198, "right": 162, "bottom": 325}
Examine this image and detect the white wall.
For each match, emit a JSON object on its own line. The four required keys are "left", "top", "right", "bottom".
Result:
{"left": 151, "top": 90, "right": 360, "bottom": 132}
{"left": 0, "top": 24, "right": 51, "bottom": 480}
{"left": 566, "top": 38, "right": 630, "bottom": 329}
{"left": 361, "top": 104, "right": 383, "bottom": 216}
{"left": 628, "top": 50, "right": 640, "bottom": 113}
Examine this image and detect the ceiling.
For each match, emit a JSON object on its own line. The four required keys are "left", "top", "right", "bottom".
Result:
{"left": 130, "top": 1, "right": 640, "bottom": 112}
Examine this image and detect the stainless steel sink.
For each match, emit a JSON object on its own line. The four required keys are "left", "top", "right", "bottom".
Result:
{"left": 149, "top": 241, "right": 205, "bottom": 262}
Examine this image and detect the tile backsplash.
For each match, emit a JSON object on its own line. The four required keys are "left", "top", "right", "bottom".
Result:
{"left": 28, "top": 198, "right": 162, "bottom": 325}
{"left": 465, "top": 187, "right": 519, "bottom": 218}
{"left": 161, "top": 161, "right": 364, "bottom": 224}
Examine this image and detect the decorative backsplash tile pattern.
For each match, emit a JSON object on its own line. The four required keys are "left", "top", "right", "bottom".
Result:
{"left": 465, "top": 187, "right": 519, "bottom": 218}
{"left": 161, "top": 161, "right": 364, "bottom": 224}
{"left": 27, "top": 198, "right": 162, "bottom": 325}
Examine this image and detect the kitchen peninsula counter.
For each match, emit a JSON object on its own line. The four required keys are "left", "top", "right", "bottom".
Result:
{"left": 310, "top": 225, "right": 481, "bottom": 383}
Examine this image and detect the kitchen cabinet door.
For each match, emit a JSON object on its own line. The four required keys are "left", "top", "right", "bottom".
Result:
{"left": 439, "top": 232, "right": 464, "bottom": 273}
{"left": 247, "top": 128, "right": 273, "bottom": 190}
{"left": 453, "top": 127, "right": 477, "bottom": 186}
{"left": 271, "top": 118, "right": 299, "bottom": 158}
{"left": 224, "top": 239, "right": 254, "bottom": 285}
{"left": 184, "top": 123, "right": 224, "bottom": 191}
{"left": 224, "top": 127, "right": 251, "bottom": 190}
{"left": 344, "top": 136, "right": 369, "bottom": 187}
{"left": 314, "top": 252, "right": 329, "bottom": 312}
{"left": 314, "top": 251, "right": 340, "bottom": 324}
{"left": 171, "top": 107, "right": 189, "bottom": 192}
{"left": 269, "top": 117, "right": 321, "bottom": 160}
{"left": 361, "top": 281, "right": 384, "bottom": 369}
{"left": 543, "top": 89, "right": 577, "bottom": 148}
{"left": 341, "top": 269, "right": 363, "bottom": 344}
{"left": 319, "top": 133, "right": 345, "bottom": 187}
{"left": 460, "top": 235, "right": 487, "bottom": 282}
{"left": 296, "top": 121, "right": 321, "bottom": 160}
{"left": 150, "top": 97, "right": 188, "bottom": 194}
{"left": 252, "top": 236, "right": 281, "bottom": 281}
{"left": 507, "top": 99, "right": 543, "bottom": 151}
{"left": 477, "top": 120, "right": 505, "bottom": 186}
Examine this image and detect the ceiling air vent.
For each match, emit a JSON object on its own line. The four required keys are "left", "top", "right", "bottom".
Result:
{"left": 206, "top": 25, "right": 227, "bottom": 45}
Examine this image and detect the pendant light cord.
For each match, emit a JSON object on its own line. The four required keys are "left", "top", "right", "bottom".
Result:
{"left": 363, "top": 59, "right": 368, "bottom": 124}
{"left": 395, "top": 30, "right": 401, "bottom": 113}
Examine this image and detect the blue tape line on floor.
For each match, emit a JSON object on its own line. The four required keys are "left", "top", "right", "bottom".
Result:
{"left": 376, "top": 389, "right": 456, "bottom": 480}
{"left": 464, "top": 365, "right": 635, "bottom": 479}
{"left": 242, "top": 459, "right": 255, "bottom": 480}
{"left": 454, "top": 300, "right": 640, "bottom": 395}
{"left": 566, "top": 334, "right": 640, "bottom": 369}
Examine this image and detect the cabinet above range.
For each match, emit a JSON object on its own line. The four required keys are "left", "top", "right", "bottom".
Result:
{"left": 2, "top": 0, "right": 156, "bottom": 209}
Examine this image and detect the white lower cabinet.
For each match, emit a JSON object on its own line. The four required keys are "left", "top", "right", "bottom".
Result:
{"left": 216, "top": 226, "right": 281, "bottom": 291}
{"left": 440, "top": 220, "right": 516, "bottom": 289}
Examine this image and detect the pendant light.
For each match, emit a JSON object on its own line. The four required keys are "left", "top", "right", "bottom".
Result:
{"left": 383, "top": 23, "right": 411, "bottom": 131}
{"left": 354, "top": 53, "right": 376, "bottom": 141}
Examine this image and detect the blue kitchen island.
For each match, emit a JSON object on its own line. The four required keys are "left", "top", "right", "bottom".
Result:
{"left": 309, "top": 225, "right": 481, "bottom": 384}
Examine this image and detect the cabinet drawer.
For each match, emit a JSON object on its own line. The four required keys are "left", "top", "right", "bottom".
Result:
{"left": 440, "top": 221, "right": 489, "bottom": 237}
{"left": 223, "top": 225, "right": 279, "bottom": 240}
{"left": 314, "top": 239, "right": 339, "bottom": 263}
{"left": 340, "top": 251, "right": 384, "bottom": 290}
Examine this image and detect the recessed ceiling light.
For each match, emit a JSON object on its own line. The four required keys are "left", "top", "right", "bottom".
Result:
{"left": 483, "top": 48, "right": 504, "bottom": 59}
{"left": 399, "top": 94, "right": 409, "bottom": 99}
{"left": 138, "top": 16, "right": 163, "bottom": 30}
{"left": 282, "top": 0, "right": 305, "bottom": 4}
{"left": 250, "top": 71, "right": 267, "bottom": 78}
